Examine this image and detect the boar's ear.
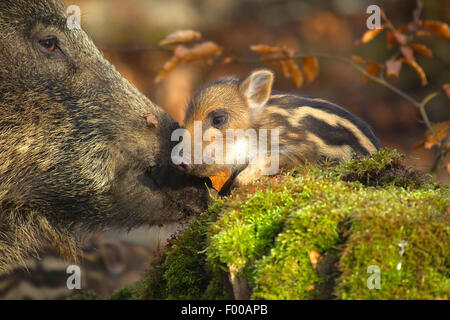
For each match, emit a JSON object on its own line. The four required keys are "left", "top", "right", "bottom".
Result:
{"left": 239, "top": 70, "right": 274, "bottom": 110}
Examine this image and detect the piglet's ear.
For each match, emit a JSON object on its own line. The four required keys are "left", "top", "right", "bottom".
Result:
{"left": 239, "top": 69, "right": 274, "bottom": 110}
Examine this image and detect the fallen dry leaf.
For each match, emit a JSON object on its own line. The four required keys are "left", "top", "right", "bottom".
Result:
{"left": 309, "top": 250, "right": 321, "bottom": 270}
{"left": 424, "top": 121, "right": 450, "bottom": 149}
{"left": 209, "top": 169, "right": 232, "bottom": 192}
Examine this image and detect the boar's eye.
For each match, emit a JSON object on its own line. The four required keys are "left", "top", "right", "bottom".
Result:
{"left": 212, "top": 116, "right": 227, "bottom": 127}
{"left": 38, "top": 38, "right": 59, "bottom": 53}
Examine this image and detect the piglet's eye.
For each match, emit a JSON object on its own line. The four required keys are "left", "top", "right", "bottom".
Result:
{"left": 212, "top": 116, "right": 227, "bottom": 127}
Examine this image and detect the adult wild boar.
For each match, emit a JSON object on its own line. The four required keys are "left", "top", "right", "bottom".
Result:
{"left": 0, "top": 0, "right": 209, "bottom": 271}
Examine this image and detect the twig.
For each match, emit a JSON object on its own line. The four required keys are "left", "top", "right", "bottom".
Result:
{"left": 237, "top": 53, "right": 438, "bottom": 134}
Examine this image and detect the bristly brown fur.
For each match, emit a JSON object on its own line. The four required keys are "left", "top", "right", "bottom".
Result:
{"left": 0, "top": 0, "right": 209, "bottom": 272}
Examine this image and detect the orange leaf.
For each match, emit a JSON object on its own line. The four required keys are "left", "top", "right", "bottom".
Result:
{"left": 222, "top": 56, "right": 234, "bottom": 65}
{"left": 358, "top": 26, "right": 385, "bottom": 45}
{"left": 302, "top": 56, "right": 319, "bottom": 83}
{"left": 416, "top": 30, "right": 432, "bottom": 37}
{"left": 446, "top": 163, "right": 450, "bottom": 175}
{"left": 363, "top": 63, "right": 380, "bottom": 83}
{"left": 409, "top": 43, "right": 432, "bottom": 58}
{"left": 159, "top": 30, "right": 202, "bottom": 46}
{"left": 400, "top": 58, "right": 427, "bottom": 86}
{"left": 386, "top": 31, "right": 397, "bottom": 49}
{"left": 385, "top": 60, "right": 402, "bottom": 78}
{"left": 309, "top": 251, "right": 321, "bottom": 269}
{"left": 423, "top": 20, "right": 450, "bottom": 40}
{"left": 424, "top": 121, "right": 450, "bottom": 149}
{"left": 277, "top": 60, "right": 291, "bottom": 78}
{"left": 442, "top": 84, "right": 450, "bottom": 99}
{"left": 174, "top": 41, "right": 223, "bottom": 62}
{"left": 209, "top": 169, "right": 232, "bottom": 192}
{"left": 154, "top": 56, "right": 180, "bottom": 84}
{"left": 400, "top": 45, "right": 415, "bottom": 62}
{"left": 286, "top": 59, "right": 303, "bottom": 87}
{"left": 351, "top": 55, "right": 366, "bottom": 64}
{"left": 250, "top": 44, "right": 282, "bottom": 53}
{"left": 397, "top": 22, "right": 415, "bottom": 34}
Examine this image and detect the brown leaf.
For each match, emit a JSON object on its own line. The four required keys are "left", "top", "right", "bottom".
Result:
{"left": 154, "top": 56, "right": 180, "bottom": 84}
{"left": 385, "top": 60, "right": 402, "bottom": 78}
{"left": 159, "top": 30, "right": 202, "bottom": 46}
{"left": 142, "top": 113, "right": 158, "bottom": 128}
{"left": 423, "top": 121, "right": 450, "bottom": 149}
{"left": 409, "top": 43, "right": 432, "bottom": 58}
{"left": 174, "top": 41, "right": 223, "bottom": 62}
{"left": 309, "top": 251, "right": 321, "bottom": 269}
{"left": 397, "top": 22, "right": 415, "bottom": 34}
{"left": 423, "top": 20, "right": 450, "bottom": 40}
{"left": 250, "top": 44, "right": 282, "bottom": 53}
{"left": 277, "top": 60, "right": 291, "bottom": 78}
{"left": 222, "top": 56, "right": 234, "bottom": 65}
{"left": 442, "top": 84, "right": 450, "bottom": 99}
{"left": 286, "top": 59, "right": 303, "bottom": 87}
{"left": 351, "top": 55, "right": 366, "bottom": 64}
{"left": 393, "top": 32, "right": 408, "bottom": 45}
{"left": 400, "top": 58, "right": 427, "bottom": 86}
{"left": 209, "top": 169, "right": 232, "bottom": 192}
{"left": 446, "top": 163, "right": 450, "bottom": 175}
{"left": 302, "top": 57, "right": 319, "bottom": 83}
{"left": 400, "top": 45, "right": 415, "bottom": 62}
{"left": 357, "top": 26, "right": 385, "bottom": 45}
{"left": 363, "top": 63, "right": 380, "bottom": 83}
{"left": 386, "top": 31, "right": 397, "bottom": 49}
{"left": 416, "top": 30, "right": 432, "bottom": 37}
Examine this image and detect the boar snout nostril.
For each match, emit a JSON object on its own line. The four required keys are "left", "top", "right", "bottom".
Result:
{"left": 178, "top": 163, "right": 191, "bottom": 172}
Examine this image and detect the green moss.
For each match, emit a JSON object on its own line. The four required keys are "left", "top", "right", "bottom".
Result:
{"left": 133, "top": 149, "right": 449, "bottom": 300}
{"left": 141, "top": 201, "right": 232, "bottom": 300}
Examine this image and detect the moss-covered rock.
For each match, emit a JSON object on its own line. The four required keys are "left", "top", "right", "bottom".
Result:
{"left": 117, "top": 150, "right": 450, "bottom": 300}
